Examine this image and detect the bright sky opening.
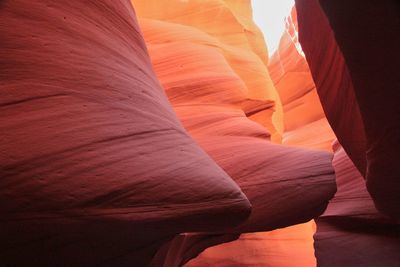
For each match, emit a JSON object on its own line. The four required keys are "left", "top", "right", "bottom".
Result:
{"left": 252, "top": 0, "right": 295, "bottom": 56}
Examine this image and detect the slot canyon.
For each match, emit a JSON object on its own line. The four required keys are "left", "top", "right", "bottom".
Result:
{"left": 0, "top": 0, "right": 399, "bottom": 266}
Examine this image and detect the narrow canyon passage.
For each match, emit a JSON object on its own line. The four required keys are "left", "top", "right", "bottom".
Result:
{"left": 0, "top": 0, "right": 399, "bottom": 266}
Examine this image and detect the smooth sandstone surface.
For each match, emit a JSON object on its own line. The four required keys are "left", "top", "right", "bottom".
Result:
{"left": 0, "top": 1, "right": 251, "bottom": 266}
{"left": 248, "top": 3, "right": 399, "bottom": 266}
{"left": 295, "top": 0, "right": 367, "bottom": 176}
{"left": 132, "top": 0, "right": 337, "bottom": 266}
{"left": 295, "top": 0, "right": 400, "bottom": 266}
{"left": 317, "top": 0, "right": 400, "bottom": 221}
{"left": 131, "top": 0, "right": 284, "bottom": 141}
{"left": 315, "top": 143, "right": 400, "bottom": 267}
{"left": 4, "top": 0, "right": 397, "bottom": 265}
{"left": 296, "top": 0, "right": 400, "bottom": 219}
{"left": 268, "top": 7, "right": 336, "bottom": 151}
{"left": 134, "top": 0, "right": 336, "bottom": 232}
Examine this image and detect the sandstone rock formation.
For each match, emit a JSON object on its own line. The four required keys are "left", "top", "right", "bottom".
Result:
{"left": 186, "top": 222, "right": 318, "bottom": 267}
{"left": 295, "top": 0, "right": 400, "bottom": 219}
{"left": 315, "top": 143, "right": 400, "bottom": 267}
{"left": 132, "top": 0, "right": 336, "bottom": 265}
{"left": 268, "top": 7, "right": 336, "bottom": 151}
{"left": 2, "top": 0, "right": 397, "bottom": 266}
{"left": 294, "top": 0, "right": 400, "bottom": 266}
{"left": 0, "top": 1, "right": 251, "bottom": 266}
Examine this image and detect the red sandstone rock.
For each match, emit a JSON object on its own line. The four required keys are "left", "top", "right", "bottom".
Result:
{"left": 295, "top": 0, "right": 400, "bottom": 265}
{"left": 135, "top": 0, "right": 336, "bottom": 232}
{"left": 294, "top": 0, "right": 367, "bottom": 175}
{"left": 295, "top": 0, "right": 400, "bottom": 219}
{"left": 132, "top": 1, "right": 337, "bottom": 265}
{"left": 0, "top": 1, "right": 251, "bottom": 266}
{"left": 7, "top": 0, "right": 395, "bottom": 265}
{"left": 315, "top": 143, "right": 400, "bottom": 267}
{"left": 317, "top": 0, "right": 400, "bottom": 221}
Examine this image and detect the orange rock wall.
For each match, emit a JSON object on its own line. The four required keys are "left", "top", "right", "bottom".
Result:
{"left": 132, "top": 0, "right": 284, "bottom": 141}
{"left": 186, "top": 222, "right": 317, "bottom": 267}
{"left": 132, "top": 1, "right": 336, "bottom": 266}
{"left": 187, "top": 6, "right": 337, "bottom": 267}
{"left": 2, "top": 0, "right": 398, "bottom": 266}
{"left": 269, "top": 7, "right": 335, "bottom": 151}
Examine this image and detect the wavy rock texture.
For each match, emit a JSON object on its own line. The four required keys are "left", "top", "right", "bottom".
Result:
{"left": 131, "top": 0, "right": 337, "bottom": 266}
{"left": 294, "top": 0, "right": 366, "bottom": 176}
{"left": 295, "top": 0, "right": 400, "bottom": 266}
{"left": 268, "top": 7, "right": 336, "bottom": 151}
{"left": 133, "top": 0, "right": 336, "bottom": 232}
{"left": 318, "top": 0, "right": 400, "bottom": 221}
{"left": 0, "top": 1, "right": 252, "bottom": 266}
{"left": 315, "top": 143, "right": 400, "bottom": 267}
{"left": 6, "top": 0, "right": 395, "bottom": 266}
{"left": 187, "top": 7, "right": 339, "bottom": 266}
{"left": 296, "top": 0, "right": 400, "bottom": 219}
{"left": 131, "top": 0, "right": 284, "bottom": 141}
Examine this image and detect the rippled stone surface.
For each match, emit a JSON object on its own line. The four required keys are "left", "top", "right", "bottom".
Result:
{"left": 0, "top": 1, "right": 251, "bottom": 266}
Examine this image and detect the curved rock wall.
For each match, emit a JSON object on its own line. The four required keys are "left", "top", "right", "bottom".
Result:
{"left": 268, "top": 7, "right": 336, "bottom": 151}
{"left": 296, "top": 0, "right": 400, "bottom": 219}
{"left": 0, "top": 1, "right": 251, "bottom": 266}
{"left": 3, "top": 0, "right": 397, "bottom": 266}
{"left": 317, "top": 0, "right": 400, "bottom": 221}
{"left": 295, "top": 0, "right": 400, "bottom": 266}
{"left": 315, "top": 143, "right": 400, "bottom": 267}
{"left": 132, "top": 0, "right": 336, "bottom": 266}
{"left": 131, "top": 0, "right": 284, "bottom": 141}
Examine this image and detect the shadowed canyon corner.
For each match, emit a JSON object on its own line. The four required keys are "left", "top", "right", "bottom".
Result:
{"left": 0, "top": 0, "right": 399, "bottom": 266}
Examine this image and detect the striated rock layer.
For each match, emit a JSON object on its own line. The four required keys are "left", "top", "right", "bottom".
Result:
{"left": 295, "top": 0, "right": 400, "bottom": 219}
{"left": 132, "top": 0, "right": 337, "bottom": 266}
{"left": 0, "top": 1, "right": 252, "bottom": 266}
{"left": 318, "top": 0, "right": 400, "bottom": 220}
{"left": 268, "top": 7, "right": 335, "bottom": 151}
{"left": 315, "top": 143, "right": 400, "bottom": 267}
{"left": 187, "top": 6, "right": 338, "bottom": 266}
{"left": 295, "top": 0, "right": 400, "bottom": 266}
{"left": 7, "top": 0, "right": 397, "bottom": 265}
{"left": 131, "top": 0, "right": 284, "bottom": 141}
